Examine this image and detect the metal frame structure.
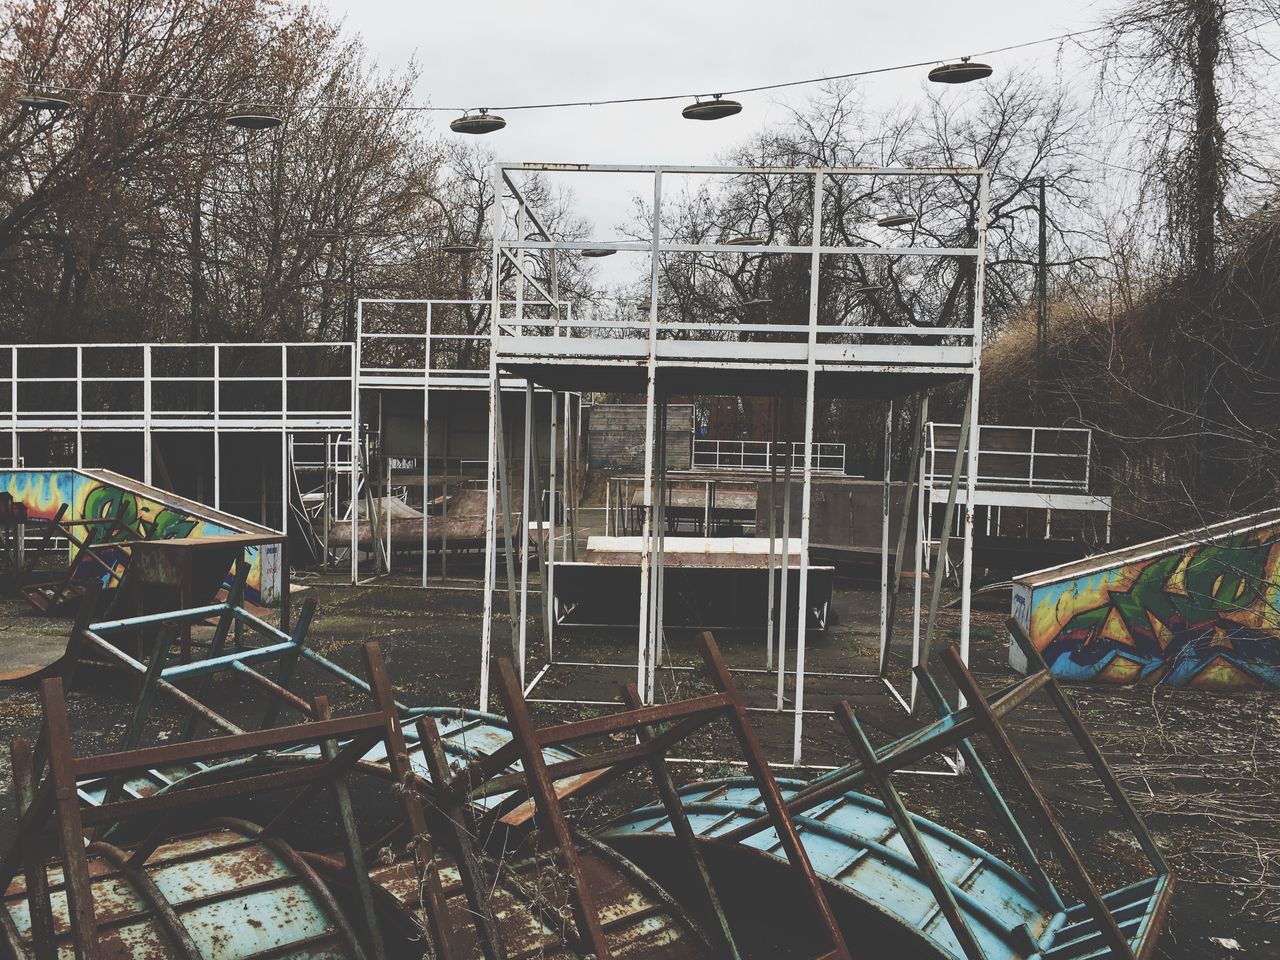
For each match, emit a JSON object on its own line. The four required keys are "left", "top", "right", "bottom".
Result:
{"left": 606, "top": 624, "right": 1174, "bottom": 960}
{"left": 468, "top": 632, "right": 852, "bottom": 960}
{"left": 480, "top": 162, "right": 989, "bottom": 765}
{"left": 351, "top": 297, "right": 580, "bottom": 588}
{"left": 921, "top": 421, "right": 1113, "bottom": 582}
{"left": 0, "top": 341, "right": 355, "bottom": 543}
{"left": 693, "top": 438, "right": 847, "bottom": 474}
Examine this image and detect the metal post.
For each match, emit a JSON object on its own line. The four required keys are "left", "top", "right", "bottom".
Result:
{"left": 143, "top": 345, "right": 152, "bottom": 484}
{"left": 281, "top": 345, "right": 288, "bottom": 541}
{"left": 547, "top": 390, "right": 558, "bottom": 663}
{"left": 519, "top": 382, "right": 534, "bottom": 680}
{"left": 775, "top": 408, "right": 793, "bottom": 712}
{"left": 791, "top": 168, "right": 825, "bottom": 765}
{"left": 635, "top": 169, "right": 663, "bottom": 702}
{"left": 957, "top": 171, "right": 991, "bottom": 702}
{"left": 351, "top": 302, "right": 362, "bottom": 584}
{"left": 881, "top": 392, "right": 926, "bottom": 679}
{"left": 479, "top": 164, "right": 503, "bottom": 712}
{"left": 765, "top": 396, "right": 779, "bottom": 670}
{"left": 422, "top": 306, "right": 431, "bottom": 586}
{"left": 646, "top": 394, "right": 668, "bottom": 697}
{"left": 213, "top": 347, "right": 221, "bottom": 511}
{"left": 879, "top": 400, "right": 893, "bottom": 662}
{"left": 75, "top": 346, "right": 83, "bottom": 468}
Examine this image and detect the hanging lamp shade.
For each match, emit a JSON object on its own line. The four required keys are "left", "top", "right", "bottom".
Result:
{"left": 682, "top": 95, "right": 742, "bottom": 121}
{"left": 17, "top": 91, "right": 70, "bottom": 114}
{"left": 876, "top": 213, "right": 916, "bottom": 228}
{"left": 450, "top": 109, "right": 506, "bottom": 134}
{"left": 226, "top": 109, "right": 283, "bottom": 130}
{"left": 443, "top": 242, "right": 481, "bottom": 254}
{"left": 853, "top": 283, "right": 885, "bottom": 294}
{"left": 725, "top": 235, "right": 765, "bottom": 246}
{"left": 581, "top": 247, "right": 617, "bottom": 258}
{"left": 927, "top": 59, "right": 993, "bottom": 84}
{"left": 743, "top": 298, "right": 772, "bottom": 308}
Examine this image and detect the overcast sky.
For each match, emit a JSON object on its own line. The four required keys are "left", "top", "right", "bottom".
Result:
{"left": 322, "top": 1, "right": 1103, "bottom": 162}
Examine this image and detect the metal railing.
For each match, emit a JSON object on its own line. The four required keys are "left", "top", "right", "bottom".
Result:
{"left": 925, "top": 423, "right": 1092, "bottom": 491}
{"left": 0, "top": 342, "right": 354, "bottom": 434}
{"left": 692, "top": 439, "right": 846, "bottom": 474}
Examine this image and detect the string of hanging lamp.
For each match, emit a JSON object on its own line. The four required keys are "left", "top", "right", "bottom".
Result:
{"left": 11, "top": 23, "right": 1102, "bottom": 134}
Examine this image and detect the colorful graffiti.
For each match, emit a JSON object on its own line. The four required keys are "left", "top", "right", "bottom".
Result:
{"left": 1024, "top": 523, "right": 1280, "bottom": 690}
{"left": 0, "top": 470, "right": 279, "bottom": 604}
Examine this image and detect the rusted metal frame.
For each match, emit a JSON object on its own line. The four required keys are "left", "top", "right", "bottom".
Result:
{"left": 452, "top": 692, "right": 732, "bottom": 799}
{"left": 834, "top": 699, "right": 988, "bottom": 960}
{"left": 10, "top": 738, "right": 56, "bottom": 960}
{"left": 534, "top": 692, "right": 732, "bottom": 746}
{"left": 468, "top": 709, "right": 721, "bottom": 804}
{"left": 490, "top": 656, "right": 613, "bottom": 959}
{"left": 314, "top": 695, "right": 387, "bottom": 960}
{"left": 361, "top": 641, "right": 460, "bottom": 960}
{"left": 913, "top": 664, "right": 1063, "bottom": 910}
{"left": 260, "top": 595, "right": 319, "bottom": 728}
{"left": 100, "top": 623, "right": 181, "bottom": 813}
{"left": 87, "top": 840, "right": 203, "bottom": 960}
{"left": 59, "top": 522, "right": 130, "bottom": 584}
{"left": 178, "top": 554, "right": 251, "bottom": 740}
{"left": 621, "top": 681, "right": 741, "bottom": 960}
{"left": 1006, "top": 617, "right": 1170, "bottom": 876}
{"left": 75, "top": 710, "right": 387, "bottom": 779}
{"left": 695, "top": 632, "right": 851, "bottom": 960}
{"left": 255, "top": 731, "right": 386, "bottom": 836}
{"left": 39, "top": 678, "right": 102, "bottom": 960}
{"left": 229, "top": 660, "right": 315, "bottom": 717}
{"left": 940, "top": 646, "right": 1138, "bottom": 960}
{"left": 416, "top": 716, "right": 508, "bottom": 960}
{"left": 77, "top": 628, "right": 245, "bottom": 736}
{"left": 717, "top": 670, "right": 1053, "bottom": 846}
{"left": 79, "top": 750, "right": 377, "bottom": 829}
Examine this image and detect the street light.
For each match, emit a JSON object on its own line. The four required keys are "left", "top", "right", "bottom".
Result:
{"left": 683, "top": 95, "right": 742, "bottom": 121}
{"left": 227, "top": 108, "right": 283, "bottom": 130}
{"left": 17, "top": 91, "right": 70, "bottom": 115}
{"left": 927, "top": 59, "right": 993, "bottom": 84}
{"left": 450, "top": 109, "right": 506, "bottom": 134}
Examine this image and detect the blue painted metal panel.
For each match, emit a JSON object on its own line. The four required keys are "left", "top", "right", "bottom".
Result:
{"left": 602, "top": 778, "right": 1167, "bottom": 960}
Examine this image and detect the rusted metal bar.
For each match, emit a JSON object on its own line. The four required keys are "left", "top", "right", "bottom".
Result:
{"left": 261, "top": 597, "right": 318, "bottom": 729}
{"left": 717, "top": 668, "right": 1053, "bottom": 846}
{"left": 229, "top": 660, "right": 315, "bottom": 717}
{"left": 491, "top": 655, "right": 613, "bottom": 959}
{"left": 39, "top": 677, "right": 102, "bottom": 960}
{"left": 78, "top": 628, "right": 244, "bottom": 736}
{"left": 88, "top": 840, "right": 204, "bottom": 960}
{"left": 469, "top": 711, "right": 719, "bottom": 802}
{"left": 179, "top": 554, "right": 251, "bottom": 740}
{"left": 416, "top": 715, "right": 508, "bottom": 960}
{"left": 10, "top": 738, "right": 56, "bottom": 960}
{"left": 834, "top": 699, "right": 987, "bottom": 960}
{"left": 98, "top": 623, "right": 181, "bottom": 822}
{"left": 913, "top": 664, "right": 1063, "bottom": 910}
{"left": 256, "top": 731, "right": 386, "bottom": 837}
{"left": 940, "top": 644, "right": 1137, "bottom": 960}
{"left": 621, "top": 682, "right": 741, "bottom": 960}
{"left": 695, "top": 632, "right": 851, "bottom": 960}
{"left": 1006, "top": 617, "right": 1169, "bottom": 874}
{"left": 23, "top": 503, "right": 68, "bottom": 582}
{"left": 74, "top": 711, "right": 383, "bottom": 778}
{"left": 535, "top": 693, "right": 732, "bottom": 745}
{"left": 55, "top": 577, "right": 104, "bottom": 697}
{"left": 316, "top": 695, "right": 387, "bottom": 960}
{"left": 362, "top": 641, "right": 459, "bottom": 960}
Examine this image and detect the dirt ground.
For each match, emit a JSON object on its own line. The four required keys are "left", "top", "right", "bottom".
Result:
{"left": 0, "top": 567, "right": 1275, "bottom": 960}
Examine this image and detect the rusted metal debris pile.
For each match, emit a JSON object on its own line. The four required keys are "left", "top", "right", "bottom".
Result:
{"left": 0, "top": 580, "right": 1173, "bottom": 960}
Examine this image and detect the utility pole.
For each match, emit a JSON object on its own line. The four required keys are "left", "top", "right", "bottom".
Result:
{"left": 1035, "top": 176, "right": 1047, "bottom": 422}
